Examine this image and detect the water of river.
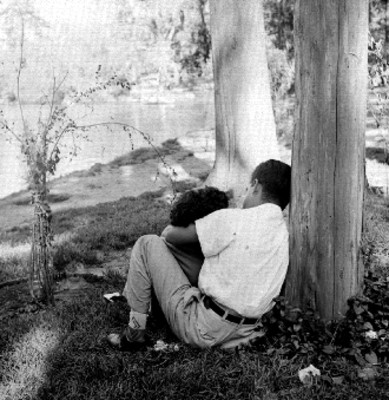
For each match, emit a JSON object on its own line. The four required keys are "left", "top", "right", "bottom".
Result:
{"left": 0, "top": 92, "right": 215, "bottom": 199}
{"left": 1, "top": 93, "right": 389, "bottom": 199}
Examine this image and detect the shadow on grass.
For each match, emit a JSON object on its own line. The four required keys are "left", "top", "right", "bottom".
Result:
{"left": 0, "top": 275, "right": 259, "bottom": 400}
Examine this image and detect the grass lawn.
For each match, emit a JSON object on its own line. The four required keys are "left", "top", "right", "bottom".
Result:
{"left": 1, "top": 175, "right": 389, "bottom": 399}
{"left": 1, "top": 273, "right": 389, "bottom": 400}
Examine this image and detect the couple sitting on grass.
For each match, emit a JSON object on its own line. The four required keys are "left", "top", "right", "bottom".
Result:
{"left": 108, "top": 159, "right": 291, "bottom": 350}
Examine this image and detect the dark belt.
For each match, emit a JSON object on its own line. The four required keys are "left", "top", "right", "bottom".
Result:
{"left": 203, "top": 296, "right": 259, "bottom": 325}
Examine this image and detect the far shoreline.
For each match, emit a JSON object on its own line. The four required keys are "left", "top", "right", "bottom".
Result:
{"left": 0, "top": 133, "right": 215, "bottom": 232}
{"left": 1, "top": 128, "right": 388, "bottom": 233}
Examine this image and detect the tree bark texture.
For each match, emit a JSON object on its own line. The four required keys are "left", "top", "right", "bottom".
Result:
{"left": 206, "top": 0, "right": 280, "bottom": 201}
{"left": 285, "top": 0, "right": 368, "bottom": 320}
{"left": 28, "top": 178, "right": 55, "bottom": 304}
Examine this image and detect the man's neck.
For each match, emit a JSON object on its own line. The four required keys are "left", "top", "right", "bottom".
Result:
{"left": 243, "top": 200, "right": 279, "bottom": 209}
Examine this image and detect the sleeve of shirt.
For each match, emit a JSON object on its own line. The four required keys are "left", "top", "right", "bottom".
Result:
{"left": 195, "top": 209, "right": 236, "bottom": 257}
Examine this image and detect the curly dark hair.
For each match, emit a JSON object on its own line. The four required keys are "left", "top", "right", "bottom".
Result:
{"left": 170, "top": 186, "right": 229, "bottom": 227}
{"left": 251, "top": 159, "right": 291, "bottom": 210}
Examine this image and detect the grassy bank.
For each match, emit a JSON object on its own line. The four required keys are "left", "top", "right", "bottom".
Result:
{"left": 0, "top": 186, "right": 389, "bottom": 399}
{"left": 0, "top": 138, "right": 205, "bottom": 282}
{"left": 0, "top": 190, "right": 170, "bottom": 283}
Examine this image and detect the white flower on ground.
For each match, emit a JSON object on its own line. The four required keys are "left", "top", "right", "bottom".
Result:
{"left": 365, "top": 330, "right": 378, "bottom": 340}
{"left": 153, "top": 340, "right": 180, "bottom": 352}
{"left": 153, "top": 340, "right": 169, "bottom": 351}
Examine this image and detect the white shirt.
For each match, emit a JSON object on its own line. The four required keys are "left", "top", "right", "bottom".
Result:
{"left": 195, "top": 203, "right": 289, "bottom": 318}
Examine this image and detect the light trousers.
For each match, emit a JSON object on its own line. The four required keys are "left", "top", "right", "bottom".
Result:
{"left": 123, "top": 235, "right": 261, "bottom": 349}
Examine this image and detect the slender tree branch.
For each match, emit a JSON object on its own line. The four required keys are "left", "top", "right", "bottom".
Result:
{"left": 0, "top": 120, "right": 22, "bottom": 143}
{"left": 56, "top": 71, "right": 69, "bottom": 92}
{"left": 47, "top": 122, "right": 176, "bottom": 177}
{"left": 48, "top": 123, "right": 72, "bottom": 162}
{"left": 17, "top": 12, "right": 27, "bottom": 131}
{"left": 43, "top": 72, "right": 69, "bottom": 139}
{"left": 75, "top": 122, "right": 165, "bottom": 160}
{"left": 43, "top": 75, "right": 57, "bottom": 138}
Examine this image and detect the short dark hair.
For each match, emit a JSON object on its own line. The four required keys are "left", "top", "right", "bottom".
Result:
{"left": 251, "top": 159, "right": 291, "bottom": 210}
{"left": 170, "top": 186, "right": 229, "bottom": 227}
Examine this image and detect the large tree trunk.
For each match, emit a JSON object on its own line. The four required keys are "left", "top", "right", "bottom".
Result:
{"left": 206, "top": 0, "right": 280, "bottom": 201}
{"left": 285, "top": 0, "right": 368, "bottom": 321}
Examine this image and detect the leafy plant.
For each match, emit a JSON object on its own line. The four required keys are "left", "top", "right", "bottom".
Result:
{"left": 171, "top": 0, "right": 211, "bottom": 81}
{"left": 368, "top": 33, "right": 389, "bottom": 165}
{"left": 255, "top": 270, "right": 389, "bottom": 369}
{"left": 0, "top": 13, "right": 176, "bottom": 305}
{"left": 263, "top": 0, "right": 295, "bottom": 57}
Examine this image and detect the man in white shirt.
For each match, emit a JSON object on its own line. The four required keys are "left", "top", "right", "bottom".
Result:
{"left": 108, "top": 159, "right": 291, "bottom": 350}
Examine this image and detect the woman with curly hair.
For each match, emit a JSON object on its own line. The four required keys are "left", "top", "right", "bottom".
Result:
{"left": 166, "top": 186, "right": 230, "bottom": 286}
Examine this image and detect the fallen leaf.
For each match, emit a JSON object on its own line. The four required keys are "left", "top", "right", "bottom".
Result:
{"left": 357, "top": 367, "right": 378, "bottom": 381}
{"left": 322, "top": 345, "right": 336, "bottom": 355}
{"left": 278, "top": 347, "right": 291, "bottom": 355}
{"left": 363, "top": 322, "right": 374, "bottom": 330}
{"left": 353, "top": 304, "right": 365, "bottom": 315}
{"left": 285, "top": 308, "right": 301, "bottom": 322}
{"left": 332, "top": 376, "right": 344, "bottom": 385}
{"left": 266, "top": 347, "right": 276, "bottom": 355}
{"left": 354, "top": 352, "right": 366, "bottom": 366}
{"left": 365, "top": 351, "right": 378, "bottom": 365}
{"left": 348, "top": 348, "right": 356, "bottom": 356}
